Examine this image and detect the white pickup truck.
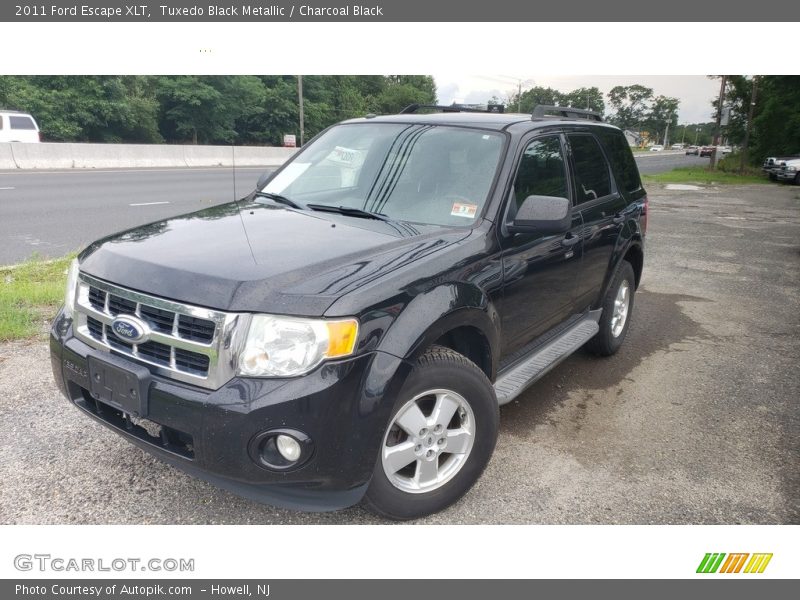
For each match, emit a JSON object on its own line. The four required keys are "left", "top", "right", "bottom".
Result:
{"left": 774, "top": 158, "right": 800, "bottom": 185}
{"left": 762, "top": 154, "right": 800, "bottom": 180}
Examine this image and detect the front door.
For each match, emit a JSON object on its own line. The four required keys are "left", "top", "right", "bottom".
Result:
{"left": 498, "top": 134, "right": 583, "bottom": 357}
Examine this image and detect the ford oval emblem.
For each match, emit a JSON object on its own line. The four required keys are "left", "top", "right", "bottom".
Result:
{"left": 110, "top": 315, "right": 149, "bottom": 343}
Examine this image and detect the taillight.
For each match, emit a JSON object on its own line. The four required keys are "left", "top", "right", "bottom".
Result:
{"left": 38, "top": 132, "right": 42, "bottom": 142}
{"left": 641, "top": 195, "right": 648, "bottom": 235}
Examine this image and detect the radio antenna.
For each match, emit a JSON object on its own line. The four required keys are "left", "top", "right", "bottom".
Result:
{"left": 231, "top": 137, "right": 237, "bottom": 202}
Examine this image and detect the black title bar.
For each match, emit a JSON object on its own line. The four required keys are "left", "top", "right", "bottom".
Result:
{"left": 4, "top": 0, "right": 797, "bottom": 22}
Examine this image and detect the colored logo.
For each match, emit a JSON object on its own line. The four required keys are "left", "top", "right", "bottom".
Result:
{"left": 696, "top": 553, "right": 773, "bottom": 574}
{"left": 111, "top": 315, "right": 149, "bottom": 343}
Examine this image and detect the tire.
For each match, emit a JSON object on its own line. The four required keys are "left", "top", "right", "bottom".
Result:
{"left": 362, "top": 346, "right": 499, "bottom": 520}
{"left": 586, "top": 260, "right": 636, "bottom": 356}
{"left": 795, "top": 173, "right": 800, "bottom": 186}
{"left": 769, "top": 173, "right": 777, "bottom": 182}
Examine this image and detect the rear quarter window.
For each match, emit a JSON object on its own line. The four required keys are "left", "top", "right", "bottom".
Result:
{"left": 597, "top": 129, "right": 643, "bottom": 194}
{"left": 9, "top": 116, "right": 36, "bottom": 130}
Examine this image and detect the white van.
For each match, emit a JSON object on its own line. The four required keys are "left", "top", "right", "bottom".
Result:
{"left": 0, "top": 111, "right": 41, "bottom": 143}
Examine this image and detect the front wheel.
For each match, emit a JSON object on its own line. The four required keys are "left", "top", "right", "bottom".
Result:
{"left": 362, "top": 346, "right": 499, "bottom": 520}
{"left": 586, "top": 260, "right": 636, "bottom": 356}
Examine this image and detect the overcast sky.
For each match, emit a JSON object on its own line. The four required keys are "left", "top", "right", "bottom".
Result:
{"left": 434, "top": 75, "right": 720, "bottom": 124}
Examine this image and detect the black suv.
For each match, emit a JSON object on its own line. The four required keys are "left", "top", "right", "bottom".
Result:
{"left": 50, "top": 104, "right": 647, "bottom": 520}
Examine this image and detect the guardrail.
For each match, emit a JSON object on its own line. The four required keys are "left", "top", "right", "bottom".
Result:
{"left": 0, "top": 142, "right": 296, "bottom": 170}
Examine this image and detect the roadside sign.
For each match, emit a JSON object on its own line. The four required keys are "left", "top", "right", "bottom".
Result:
{"left": 283, "top": 134, "right": 297, "bottom": 148}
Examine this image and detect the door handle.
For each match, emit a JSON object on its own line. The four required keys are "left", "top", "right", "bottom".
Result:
{"left": 612, "top": 213, "right": 625, "bottom": 224}
{"left": 561, "top": 234, "right": 580, "bottom": 247}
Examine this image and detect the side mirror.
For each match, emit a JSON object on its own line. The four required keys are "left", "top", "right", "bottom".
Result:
{"left": 256, "top": 170, "right": 272, "bottom": 191}
{"left": 508, "top": 195, "right": 571, "bottom": 235}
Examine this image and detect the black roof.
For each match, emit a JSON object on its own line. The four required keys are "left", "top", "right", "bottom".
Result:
{"left": 343, "top": 111, "right": 620, "bottom": 134}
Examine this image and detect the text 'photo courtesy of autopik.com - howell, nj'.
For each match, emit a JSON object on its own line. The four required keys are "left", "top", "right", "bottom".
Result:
{"left": 0, "top": 0, "right": 798, "bottom": 597}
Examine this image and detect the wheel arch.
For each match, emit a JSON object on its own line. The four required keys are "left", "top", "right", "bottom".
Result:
{"left": 374, "top": 283, "right": 501, "bottom": 382}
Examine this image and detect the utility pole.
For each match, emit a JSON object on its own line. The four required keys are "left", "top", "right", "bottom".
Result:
{"left": 517, "top": 80, "right": 522, "bottom": 113}
{"left": 663, "top": 110, "right": 674, "bottom": 148}
{"left": 710, "top": 75, "right": 727, "bottom": 169}
{"left": 740, "top": 76, "right": 759, "bottom": 173}
{"left": 681, "top": 123, "right": 686, "bottom": 144}
{"left": 694, "top": 127, "right": 700, "bottom": 145}
{"left": 297, "top": 75, "right": 305, "bottom": 147}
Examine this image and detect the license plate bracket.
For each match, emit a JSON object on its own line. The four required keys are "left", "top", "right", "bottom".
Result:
{"left": 87, "top": 354, "right": 151, "bottom": 417}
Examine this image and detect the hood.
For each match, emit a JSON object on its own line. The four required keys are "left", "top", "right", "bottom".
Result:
{"left": 79, "top": 201, "right": 470, "bottom": 315}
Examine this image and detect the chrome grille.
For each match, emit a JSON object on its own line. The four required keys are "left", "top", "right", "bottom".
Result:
{"left": 73, "top": 273, "right": 247, "bottom": 389}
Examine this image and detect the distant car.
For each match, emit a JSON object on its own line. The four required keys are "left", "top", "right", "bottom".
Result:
{"left": 0, "top": 110, "right": 41, "bottom": 143}
{"left": 720, "top": 145, "right": 732, "bottom": 155}
{"left": 699, "top": 146, "right": 714, "bottom": 157}
{"left": 649, "top": 145, "right": 664, "bottom": 152}
{"left": 685, "top": 146, "right": 699, "bottom": 155}
{"left": 775, "top": 158, "right": 800, "bottom": 185}
{"left": 671, "top": 143, "right": 685, "bottom": 150}
{"left": 762, "top": 155, "right": 800, "bottom": 180}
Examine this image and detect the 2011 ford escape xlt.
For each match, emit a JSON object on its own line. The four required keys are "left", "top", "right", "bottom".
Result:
{"left": 50, "top": 104, "right": 647, "bottom": 520}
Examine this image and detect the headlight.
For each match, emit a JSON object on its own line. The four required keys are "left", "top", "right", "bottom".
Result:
{"left": 63, "top": 258, "right": 80, "bottom": 318}
{"left": 787, "top": 166, "right": 797, "bottom": 172}
{"left": 237, "top": 315, "right": 359, "bottom": 377}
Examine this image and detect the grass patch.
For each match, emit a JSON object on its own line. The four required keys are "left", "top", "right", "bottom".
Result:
{"left": 642, "top": 167, "right": 767, "bottom": 186}
{"left": 0, "top": 254, "right": 73, "bottom": 342}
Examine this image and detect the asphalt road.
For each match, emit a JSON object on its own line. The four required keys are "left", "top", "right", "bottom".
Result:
{"left": 0, "top": 183, "right": 797, "bottom": 524}
{"left": 0, "top": 166, "right": 271, "bottom": 265}
{"left": 0, "top": 153, "right": 709, "bottom": 265}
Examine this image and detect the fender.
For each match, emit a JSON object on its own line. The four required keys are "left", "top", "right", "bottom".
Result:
{"left": 374, "top": 282, "right": 501, "bottom": 380}
{"left": 595, "top": 218, "right": 644, "bottom": 309}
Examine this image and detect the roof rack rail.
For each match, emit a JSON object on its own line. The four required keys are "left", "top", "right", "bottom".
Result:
{"left": 531, "top": 105, "right": 603, "bottom": 122}
{"left": 400, "top": 103, "right": 505, "bottom": 114}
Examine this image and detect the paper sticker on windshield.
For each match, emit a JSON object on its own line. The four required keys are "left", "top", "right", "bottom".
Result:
{"left": 451, "top": 202, "right": 478, "bottom": 218}
{"left": 325, "top": 146, "right": 364, "bottom": 167}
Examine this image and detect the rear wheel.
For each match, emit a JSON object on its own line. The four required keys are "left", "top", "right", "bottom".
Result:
{"left": 586, "top": 260, "right": 636, "bottom": 356}
{"left": 362, "top": 346, "right": 498, "bottom": 520}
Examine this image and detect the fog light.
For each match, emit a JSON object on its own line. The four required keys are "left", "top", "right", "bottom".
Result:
{"left": 248, "top": 429, "right": 313, "bottom": 471}
{"left": 276, "top": 434, "right": 302, "bottom": 462}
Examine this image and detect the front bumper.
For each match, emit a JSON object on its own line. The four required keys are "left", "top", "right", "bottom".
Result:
{"left": 50, "top": 309, "right": 409, "bottom": 512}
{"left": 776, "top": 170, "right": 797, "bottom": 181}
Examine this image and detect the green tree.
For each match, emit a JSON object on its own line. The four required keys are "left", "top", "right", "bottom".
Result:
{"left": 751, "top": 76, "right": 800, "bottom": 160}
{"left": 0, "top": 76, "right": 162, "bottom": 142}
{"left": 157, "top": 76, "right": 264, "bottom": 144}
{"left": 509, "top": 86, "right": 563, "bottom": 113}
{"left": 644, "top": 95, "right": 680, "bottom": 145}
{"left": 607, "top": 84, "right": 653, "bottom": 131}
{"left": 561, "top": 87, "right": 605, "bottom": 114}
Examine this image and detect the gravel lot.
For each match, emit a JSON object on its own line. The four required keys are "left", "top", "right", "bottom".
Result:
{"left": 1, "top": 183, "right": 798, "bottom": 524}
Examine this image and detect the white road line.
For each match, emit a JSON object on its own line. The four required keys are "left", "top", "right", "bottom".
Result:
{"left": 0, "top": 186, "right": 15, "bottom": 190}
{"left": 129, "top": 201, "right": 170, "bottom": 206}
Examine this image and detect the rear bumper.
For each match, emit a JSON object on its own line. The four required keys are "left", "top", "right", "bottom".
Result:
{"left": 50, "top": 309, "right": 410, "bottom": 512}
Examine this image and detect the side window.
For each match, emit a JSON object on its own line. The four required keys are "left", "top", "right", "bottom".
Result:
{"left": 568, "top": 134, "right": 612, "bottom": 203}
{"left": 9, "top": 116, "right": 36, "bottom": 130}
{"left": 512, "top": 136, "right": 568, "bottom": 210}
{"left": 0, "top": 116, "right": 4, "bottom": 130}
{"left": 597, "top": 129, "right": 643, "bottom": 194}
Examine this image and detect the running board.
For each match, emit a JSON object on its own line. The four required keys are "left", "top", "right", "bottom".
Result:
{"left": 494, "top": 310, "right": 602, "bottom": 405}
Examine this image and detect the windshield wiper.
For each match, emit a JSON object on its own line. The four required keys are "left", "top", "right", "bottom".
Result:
{"left": 306, "top": 204, "right": 391, "bottom": 221}
{"left": 254, "top": 191, "right": 306, "bottom": 210}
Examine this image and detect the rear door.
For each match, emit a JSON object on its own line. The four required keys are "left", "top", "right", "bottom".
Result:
{"left": 497, "top": 133, "right": 583, "bottom": 356}
{"left": 8, "top": 114, "right": 39, "bottom": 143}
{"left": 566, "top": 132, "right": 627, "bottom": 309}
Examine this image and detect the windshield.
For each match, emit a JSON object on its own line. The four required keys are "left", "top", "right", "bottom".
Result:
{"left": 261, "top": 123, "right": 504, "bottom": 227}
